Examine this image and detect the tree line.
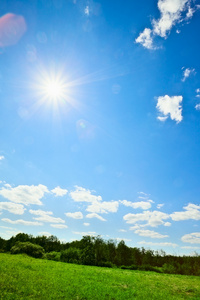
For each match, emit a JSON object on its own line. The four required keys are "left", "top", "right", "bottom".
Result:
{"left": 0, "top": 233, "right": 199, "bottom": 276}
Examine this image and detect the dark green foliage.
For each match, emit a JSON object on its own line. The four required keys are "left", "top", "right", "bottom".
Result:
{"left": 45, "top": 251, "right": 61, "bottom": 261}
{"left": 10, "top": 242, "right": 44, "bottom": 258}
{"left": 2, "top": 232, "right": 200, "bottom": 276}
{"left": 61, "top": 247, "right": 80, "bottom": 263}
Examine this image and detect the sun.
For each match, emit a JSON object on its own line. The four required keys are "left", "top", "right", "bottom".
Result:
{"left": 43, "top": 78, "right": 65, "bottom": 101}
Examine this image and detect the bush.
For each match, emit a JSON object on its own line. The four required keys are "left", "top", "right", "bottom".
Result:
{"left": 60, "top": 248, "right": 80, "bottom": 263}
{"left": 138, "top": 265, "right": 162, "bottom": 273}
{"left": 97, "top": 261, "right": 115, "bottom": 268}
{"left": 45, "top": 251, "right": 61, "bottom": 261}
{"left": 11, "top": 242, "right": 44, "bottom": 258}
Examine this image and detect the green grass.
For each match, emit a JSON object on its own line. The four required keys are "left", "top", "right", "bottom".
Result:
{"left": 0, "top": 253, "right": 200, "bottom": 299}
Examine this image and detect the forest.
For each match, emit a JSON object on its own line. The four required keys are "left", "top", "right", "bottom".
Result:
{"left": 0, "top": 233, "right": 199, "bottom": 276}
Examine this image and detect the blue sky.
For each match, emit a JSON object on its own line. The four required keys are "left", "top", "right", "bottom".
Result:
{"left": 0, "top": 0, "right": 200, "bottom": 255}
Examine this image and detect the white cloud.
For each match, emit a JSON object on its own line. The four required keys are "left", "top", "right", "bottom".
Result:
{"left": 84, "top": 5, "right": 90, "bottom": 16}
{"left": 86, "top": 200, "right": 119, "bottom": 214}
{"left": 73, "top": 231, "right": 96, "bottom": 236}
{"left": 70, "top": 186, "right": 102, "bottom": 203}
{"left": 29, "top": 209, "right": 65, "bottom": 223}
{"left": 170, "top": 203, "right": 200, "bottom": 221}
{"left": 65, "top": 212, "right": 83, "bottom": 219}
{"left": 136, "top": 0, "right": 197, "bottom": 49}
{"left": 138, "top": 241, "right": 178, "bottom": 247}
{"left": 134, "top": 229, "right": 168, "bottom": 239}
{"left": 124, "top": 210, "right": 170, "bottom": 227}
{"left": 120, "top": 200, "right": 152, "bottom": 210}
{"left": 0, "top": 155, "right": 5, "bottom": 160}
{"left": 135, "top": 28, "right": 155, "bottom": 50}
{"left": 0, "top": 202, "right": 25, "bottom": 215}
{"left": 86, "top": 213, "right": 106, "bottom": 221}
{"left": 164, "top": 222, "right": 171, "bottom": 226}
{"left": 50, "top": 224, "right": 68, "bottom": 229}
{"left": 83, "top": 222, "right": 90, "bottom": 226}
{"left": 182, "top": 67, "right": 195, "bottom": 81}
{"left": 51, "top": 186, "right": 68, "bottom": 197}
{"left": 115, "top": 237, "right": 132, "bottom": 242}
{"left": 119, "top": 229, "right": 127, "bottom": 232}
{"left": 0, "top": 184, "right": 49, "bottom": 205}
{"left": 181, "top": 246, "right": 200, "bottom": 249}
{"left": 153, "top": 0, "right": 189, "bottom": 38}
{"left": 156, "top": 95, "right": 183, "bottom": 123}
{"left": 38, "top": 232, "right": 51, "bottom": 237}
{"left": 196, "top": 88, "right": 200, "bottom": 93}
{"left": 157, "top": 204, "right": 164, "bottom": 209}
{"left": 181, "top": 232, "right": 200, "bottom": 244}
{"left": 195, "top": 104, "right": 200, "bottom": 111}
{"left": 2, "top": 218, "right": 43, "bottom": 226}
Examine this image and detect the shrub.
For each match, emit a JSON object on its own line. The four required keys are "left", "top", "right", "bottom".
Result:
{"left": 60, "top": 248, "right": 80, "bottom": 263}
{"left": 97, "top": 261, "right": 115, "bottom": 268}
{"left": 11, "top": 242, "right": 44, "bottom": 258}
{"left": 45, "top": 251, "right": 61, "bottom": 261}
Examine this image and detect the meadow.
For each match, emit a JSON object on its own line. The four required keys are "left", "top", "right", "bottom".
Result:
{"left": 0, "top": 253, "right": 200, "bottom": 299}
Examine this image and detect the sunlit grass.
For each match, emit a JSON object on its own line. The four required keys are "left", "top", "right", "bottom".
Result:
{"left": 0, "top": 253, "right": 200, "bottom": 299}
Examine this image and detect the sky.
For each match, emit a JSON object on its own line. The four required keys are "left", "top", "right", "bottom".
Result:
{"left": 0, "top": 0, "right": 200, "bottom": 256}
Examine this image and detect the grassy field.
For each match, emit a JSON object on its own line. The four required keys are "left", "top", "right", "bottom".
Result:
{"left": 0, "top": 253, "right": 200, "bottom": 299}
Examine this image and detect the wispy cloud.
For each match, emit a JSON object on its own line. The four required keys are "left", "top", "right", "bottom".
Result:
{"left": 0, "top": 202, "right": 25, "bottom": 215}
{"left": 181, "top": 232, "right": 200, "bottom": 244}
{"left": 138, "top": 241, "right": 178, "bottom": 247}
{"left": 50, "top": 224, "right": 68, "bottom": 229}
{"left": 181, "top": 67, "right": 195, "bottom": 82}
{"left": 2, "top": 218, "right": 43, "bottom": 226}
{"left": 86, "top": 213, "right": 106, "bottom": 221}
{"left": 156, "top": 95, "right": 183, "bottom": 123}
{"left": 134, "top": 229, "right": 168, "bottom": 239}
{"left": 0, "top": 184, "right": 49, "bottom": 206}
{"left": 29, "top": 209, "right": 65, "bottom": 223}
{"left": 0, "top": 155, "right": 5, "bottom": 160}
{"left": 65, "top": 212, "right": 83, "bottom": 219}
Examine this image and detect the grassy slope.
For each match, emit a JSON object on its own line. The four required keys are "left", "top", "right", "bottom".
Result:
{"left": 0, "top": 253, "right": 200, "bottom": 299}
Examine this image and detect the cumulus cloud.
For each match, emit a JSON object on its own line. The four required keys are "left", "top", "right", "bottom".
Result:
{"left": 0, "top": 13, "right": 27, "bottom": 47}
{"left": 170, "top": 203, "right": 200, "bottom": 221}
{"left": 86, "top": 213, "right": 106, "bottom": 221}
{"left": 195, "top": 104, "right": 200, "bottom": 111}
{"left": 70, "top": 186, "right": 102, "bottom": 203}
{"left": 135, "top": 0, "right": 198, "bottom": 49}
{"left": 134, "top": 229, "right": 168, "bottom": 239}
{"left": 138, "top": 241, "right": 178, "bottom": 247}
{"left": 0, "top": 202, "right": 25, "bottom": 215}
{"left": 51, "top": 186, "right": 68, "bottom": 197}
{"left": 0, "top": 184, "right": 49, "bottom": 206}
{"left": 29, "top": 209, "right": 65, "bottom": 223}
{"left": 181, "top": 232, "right": 200, "bottom": 244}
{"left": 135, "top": 28, "right": 154, "bottom": 50}
{"left": 86, "top": 201, "right": 119, "bottom": 214}
{"left": 182, "top": 67, "right": 195, "bottom": 81}
{"left": 65, "top": 212, "right": 83, "bottom": 219}
{"left": 120, "top": 200, "right": 152, "bottom": 210}
{"left": 0, "top": 155, "right": 5, "bottom": 160}
{"left": 2, "top": 218, "right": 42, "bottom": 226}
{"left": 124, "top": 210, "right": 170, "bottom": 227}
{"left": 156, "top": 95, "right": 183, "bottom": 123}
{"left": 50, "top": 224, "right": 68, "bottom": 229}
